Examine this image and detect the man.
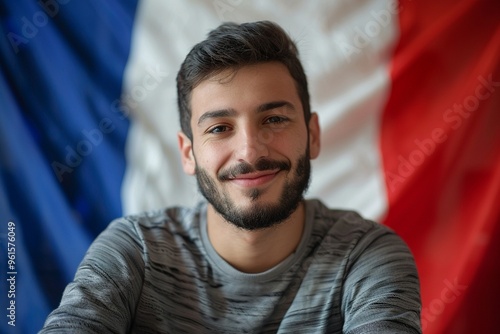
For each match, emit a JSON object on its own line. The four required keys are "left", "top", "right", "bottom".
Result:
{"left": 41, "top": 21, "right": 422, "bottom": 333}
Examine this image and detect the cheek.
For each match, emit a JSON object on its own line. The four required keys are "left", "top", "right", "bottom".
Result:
{"left": 271, "top": 128, "right": 308, "bottom": 156}
{"left": 194, "top": 144, "right": 228, "bottom": 173}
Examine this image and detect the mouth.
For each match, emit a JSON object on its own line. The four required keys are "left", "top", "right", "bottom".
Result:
{"left": 227, "top": 170, "right": 281, "bottom": 187}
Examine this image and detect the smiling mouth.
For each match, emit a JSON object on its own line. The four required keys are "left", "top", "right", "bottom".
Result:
{"left": 227, "top": 170, "right": 280, "bottom": 187}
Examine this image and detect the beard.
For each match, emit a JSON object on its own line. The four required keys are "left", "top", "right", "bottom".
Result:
{"left": 195, "top": 151, "right": 311, "bottom": 231}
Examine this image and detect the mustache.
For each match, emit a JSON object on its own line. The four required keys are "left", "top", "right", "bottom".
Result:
{"left": 219, "top": 159, "right": 291, "bottom": 181}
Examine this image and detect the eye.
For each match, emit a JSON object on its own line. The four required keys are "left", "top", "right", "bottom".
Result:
{"left": 207, "top": 125, "right": 230, "bottom": 134}
{"left": 264, "top": 116, "right": 288, "bottom": 124}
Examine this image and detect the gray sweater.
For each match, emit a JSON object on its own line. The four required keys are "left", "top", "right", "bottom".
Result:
{"left": 40, "top": 199, "right": 422, "bottom": 333}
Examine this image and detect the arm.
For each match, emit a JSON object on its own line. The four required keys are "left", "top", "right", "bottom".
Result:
{"left": 342, "top": 225, "right": 422, "bottom": 334}
{"left": 40, "top": 218, "right": 145, "bottom": 333}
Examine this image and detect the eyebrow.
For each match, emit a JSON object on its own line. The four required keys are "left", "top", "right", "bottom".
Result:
{"left": 197, "top": 109, "right": 237, "bottom": 126}
{"left": 257, "top": 100, "right": 295, "bottom": 113}
{"left": 197, "top": 100, "right": 296, "bottom": 126}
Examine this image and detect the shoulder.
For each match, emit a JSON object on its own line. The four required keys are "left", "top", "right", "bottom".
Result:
{"left": 91, "top": 202, "right": 206, "bottom": 259}
{"left": 306, "top": 200, "right": 421, "bottom": 331}
{"left": 306, "top": 199, "right": 415, "bottom": 272}
{"left": 307, "top": 199, "right": 400, "bottom": 247}
{"left": 107, "top": 202, "right": 205, "bottom": 236}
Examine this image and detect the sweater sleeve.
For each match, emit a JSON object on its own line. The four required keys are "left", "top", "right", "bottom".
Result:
{"left": 39, "top": 218, "right": 145, "bottom": 333}
{"left": 341, "top": 224, "right": 422, "bottom": 334}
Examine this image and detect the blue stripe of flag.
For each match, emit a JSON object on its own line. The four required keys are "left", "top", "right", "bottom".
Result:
{"left": 0, "top": 0, "right": 138, "bottom": 332}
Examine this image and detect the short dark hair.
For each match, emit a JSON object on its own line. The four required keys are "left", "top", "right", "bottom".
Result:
{"left": 176, "top": 20, "right": 311, "bottom": 140}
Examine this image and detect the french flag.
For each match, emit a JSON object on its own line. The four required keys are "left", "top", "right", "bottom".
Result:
{"left": 1, "top": 0, "right": 498, "bottom": 333}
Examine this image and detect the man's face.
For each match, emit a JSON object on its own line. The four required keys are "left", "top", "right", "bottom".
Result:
{"left": 178, "top": 62, "right": 320, "bottom": 230}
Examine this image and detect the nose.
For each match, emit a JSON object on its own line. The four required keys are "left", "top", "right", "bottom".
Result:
{"left": 234, "top": 125, "right": 270, "bottom": 164}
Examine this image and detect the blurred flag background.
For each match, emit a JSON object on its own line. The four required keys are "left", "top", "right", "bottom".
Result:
{"left": 0, "top": 0, "right": 498, "bottom": 333}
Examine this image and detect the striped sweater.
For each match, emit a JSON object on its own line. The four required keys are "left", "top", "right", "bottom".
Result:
{"left": 40, "top": 199, "right": 422, "bottom": 333}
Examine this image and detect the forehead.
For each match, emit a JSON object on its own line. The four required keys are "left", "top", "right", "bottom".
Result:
{"left": 190, "top": 62, "right": 302, "bottom": 122}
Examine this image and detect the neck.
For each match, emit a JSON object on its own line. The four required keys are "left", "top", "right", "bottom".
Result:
{"left": 206, "top": 202, "right": 306, "bottom": 273}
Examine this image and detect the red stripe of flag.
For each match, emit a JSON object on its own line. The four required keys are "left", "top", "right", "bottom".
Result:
{"left": 380, "top": 0, "right": 500, "bottom": 332}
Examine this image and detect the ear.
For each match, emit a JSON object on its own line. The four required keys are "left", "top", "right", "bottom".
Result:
{"left": 178, "top": 131, "right": 196, "bottom": 175}
{"left": 308, "top": 112, "right": 321, "bottom": 159}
